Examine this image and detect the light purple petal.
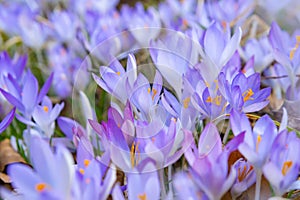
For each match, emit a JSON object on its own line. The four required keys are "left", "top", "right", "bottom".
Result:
{"left": 0, "top": 107, "right": 15, "bottom": 133}
{"left": 37, "top": 73, "right": 54, "bottom": 103}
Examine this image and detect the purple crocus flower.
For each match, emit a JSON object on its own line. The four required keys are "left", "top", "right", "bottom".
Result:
{"left": 0, "top": 70, "right": 53, "bottom": 120}
{"left": 112, "top": 160, "right": 160, "bottom": 200}
{"left": 123, "top": 3, "right": 161, "bottom": 46}
{"left": 93, "top": 54, "right": 137, "bottom": 104}
{"left": 172, "top": 171, "right": 206, "bottom": 199}
{"left": 126, "top": 161, "right": 160, "bottom": 200}
{"left": 218, "top": 72, "right": 271, "bottom": 113}
{"left": 205, "top": 0, "right": 254, "bottom": 27}
{"left": 71, "top": 0, "right": 119, "bottom": 15}
{"left": 150, "top": 31, "right": 199, "bottom": 98}
{"left": 72, "top": 140, "right": 116, "bottom": 200}
{"left": 161, "top": 69, "right": 200, "bottom": 129}
{"left": 129, "top": 70, "right": 163, "bottom": 121}
{"left": 198, "top": 22, "right": 242, "bottom": 85}
{"left": 231, "top": 159, "right": 256, "bottom": 199}
{"left": 241, "top": 37, "right": 273, "bottom": 73}
{"left": 184, "top": 123, "right": 245, "bottom": 199}
{"left": 6, "top": 136, "right": 74, "bottom": 200}
{"left": 230, "top": 109, "right": 277, "bottom": 169}
{"left": 90, "top": 102, "right": 192, "bottom": 172}
{"left": 30, "top": 96, "right": 64, "bottom": 138}
{"left": 268, "top": 22, "right": 300, "bottom": 100}
{"left": 0, "top": 51, "right": 27, "bottom": 115}
{"left": 0, "top": 107, "right": 16, "bottom": 134}
{"left": 49, "top": 10, "right": 78, "bottom": 43}
{"left": 0, "top": 51, "right": 27, "bottom": 82}
{"left": 263, "top": 130, "right": 300, "bottom": 196}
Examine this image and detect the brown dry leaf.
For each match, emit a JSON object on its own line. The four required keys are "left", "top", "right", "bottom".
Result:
{"left": 0, "top": 172, "right": 10, "bottom": 183}
{"left": 0, "top": 139, "right": 25, "bottom": 172}
{"left": 268, "top": 93, "right": 284, "bottom": 112}
{"left": 228, "top": 150, "right": 244, "bottom": 168}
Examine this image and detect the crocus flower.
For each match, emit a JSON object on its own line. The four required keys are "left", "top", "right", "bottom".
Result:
{"left": 6, "top": 136, "right": 74, "bottom": 200}
{"left": 198, "top": 22, "right": 242, "bottom": 85}
{"left": 172, "top": 171, "right": 206, "bottom": 199}
{"left": 0, "top": 107, "right": 16, "bottom": 134}
{"left": 241, "top": 37, "right": 273, "bottom": 72}
{"left": 230, "top": 109, "right": 277, "bottom": 169}
{"left": 231, "top": 159, "right": 256, "bottom": 199}
{"left": 30, "top": 96, "right": 64, "bottom": 138}
{"left": 0, "top": 51, "right": 27, "bottom": 82}
{"left": 123, "top": 3, "right": 161, "bottom": 46}
{"left": 150, "top": 30, "right": 199, "bottom": 98}
{"left": 0, "top": 70, "right": 53, "bottom": 120}
{"left": 205, "top": 0, "right": 254, "bottom": 27}
{"left": 112, "top": 160, "right": 160, "bottom": 200}
{"left": 268, "top": 22, "right": 300, "bottom": 100}
{"left": 218, "top": 72, "right": 271, "bottom": 113}
{"left": 263, "top": 130, "right": 300, "bottom": 196}
{"left": 128, "top": 70, "right": 163, "bottom": 121}
{"left": 72, "top": 140, "right": 116, "bottom": 200}
{"left": 126, "top": 160, "right": 160, "bottom": 200}
{"left": 184, "top": 123, "right": 245, "bottom": 199}
{"left": 93, "top": 54, "right": 137, "bottom": 104}
{"left": 49, "top": 10, "right": 78, "bottom": 43}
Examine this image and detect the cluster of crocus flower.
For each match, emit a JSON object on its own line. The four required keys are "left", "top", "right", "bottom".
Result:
{"left": 0, "top": 0, "right": 300, "bottom": 200}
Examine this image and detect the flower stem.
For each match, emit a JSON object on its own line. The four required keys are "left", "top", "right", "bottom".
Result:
{"left": 168, "top": 165, "right": 173, "bottom": 194}
{"left": 255, "top": 169, "right": 262, "bottom": 200}
{"left": 159, "top": 168, "right": 167, "bottom": 198}
{"left": 222, "top": 122, "right": 231, "bottom": 144}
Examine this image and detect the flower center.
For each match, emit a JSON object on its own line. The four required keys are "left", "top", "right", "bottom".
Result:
{"left": 35, "top": 183, "right": 47, "bottom": 192}
{"left": 281, "top": 161, "right": 293, "bottom": 176}
{"left": 138, "top": 193, "right": 147, "bottom": 200}
{"left": 238, "top": 165, "right": 253, "bottom": 182}
{"left": 130, "top": 141, "right": 140, "bottom": 168}
{"left": 206, "top": 95, "right": 222, "bottom": 106}
{"left": 148, "top": 88, "right": 158, "bottom": 100}
{"left": 242, "top": 89, "right": 254, "bottom": 102}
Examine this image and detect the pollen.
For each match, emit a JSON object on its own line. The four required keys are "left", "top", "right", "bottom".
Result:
{"left": 79, "top": 168, "right": 85, "bottom": 175}
{"left": 282, "top": 161, "right": 293, "bottom": 176}
{"left": 130, "top": 141, "right": 140, "bottom": 168}
{"left": 206, "top": 96, "right": 213, "bottom": 103}
{"left": 206, "top": 95, "right": 222, "bottom": 106}
{"left": 84, "top": 159, "right": 90, "bottom": 167}
{"left": 238, "top": 165, "right": 253, "bottom": 182}
{"left": 256, "top": 135, "right": 262, "bottom": 152}
{"left": 242, "top": 89, "right": 254, "bottom": 102}
{"left": 116, "top": 71, "right": 121, "bottom": 76}
{"left": 215, "top": 95, "right": 222, "bottom": 106}
{"left": 183, "top": 97, "right": 191, "bottom": 109}
{"left": 138, "top": 193, "right": 147, "bottom": 200}
{"left": 43, "top": 106, "right": 49, "bottom": 112}
{"left": 35, "top": 183, "right": 47, "bottom": 192}
{"left": 151, "top": 88, "right": 157, "bottom": 100}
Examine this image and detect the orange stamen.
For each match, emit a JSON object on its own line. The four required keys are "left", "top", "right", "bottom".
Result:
{"left": 282, "top": 161, "right": 293, "bottom": 176}
{"left": 35, "top": 183, "right": 47, "bottom": 192}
